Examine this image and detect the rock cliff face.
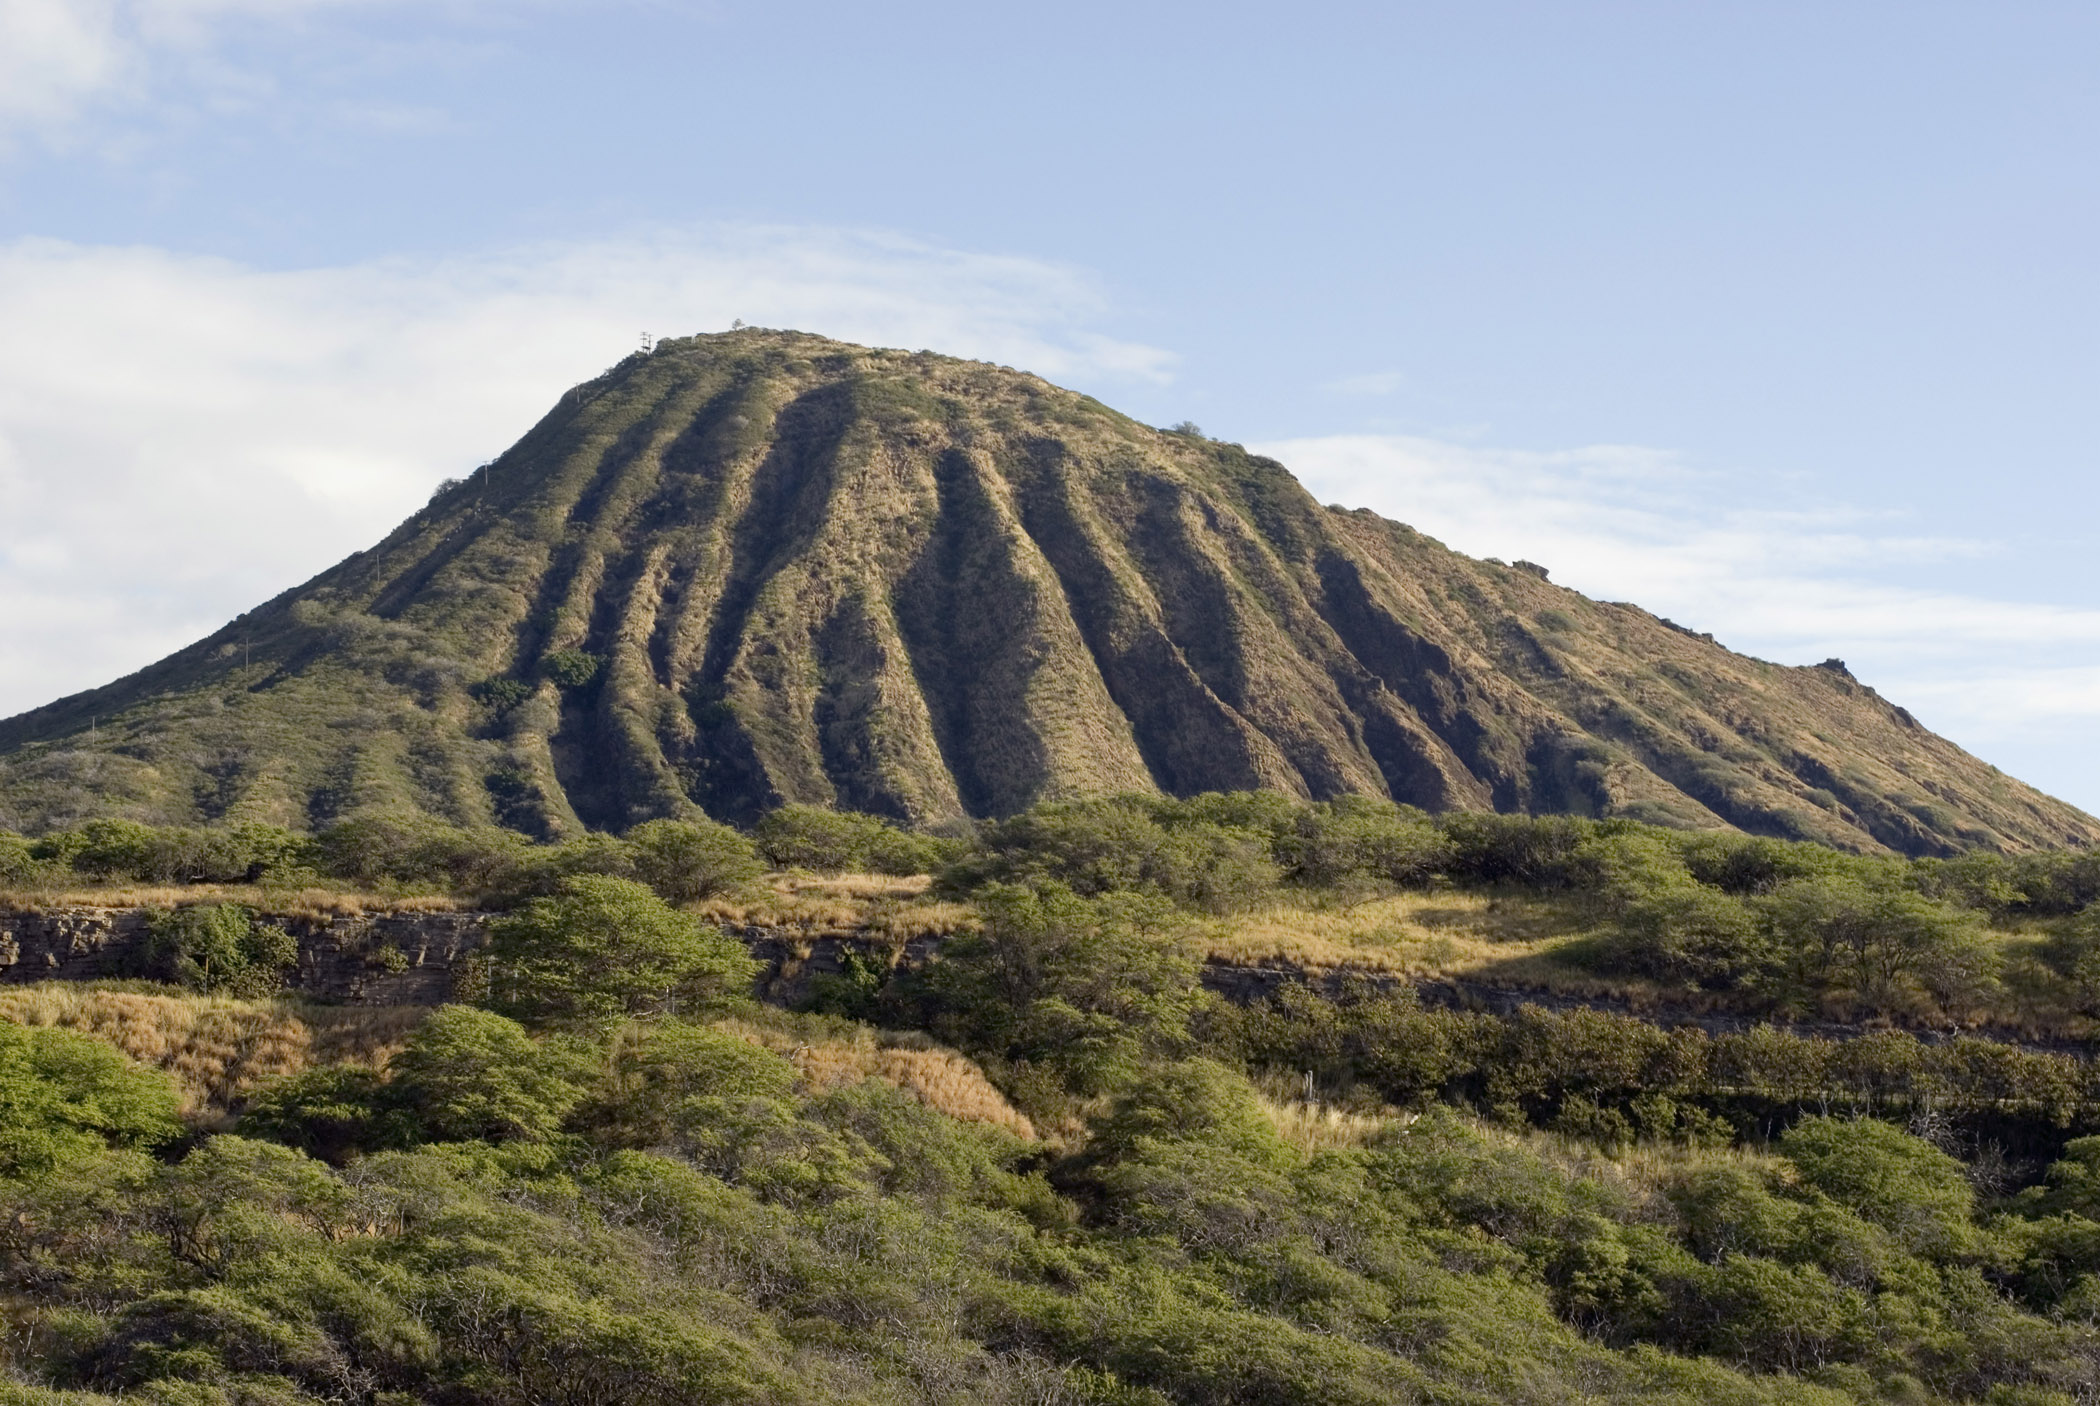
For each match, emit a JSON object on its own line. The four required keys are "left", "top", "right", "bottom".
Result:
{"left": 1, "top": 330, "right": 2091, "bottom": 854}
{"left": 0, "top": 907, "right": 488, "bottom": 1005}
{"left": 0, "top": 904, "right": 931, "bottom": 1008}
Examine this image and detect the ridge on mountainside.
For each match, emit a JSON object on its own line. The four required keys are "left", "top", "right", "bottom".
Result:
{"left": 0, "top": 329, "right": 2092, "bottom": 856}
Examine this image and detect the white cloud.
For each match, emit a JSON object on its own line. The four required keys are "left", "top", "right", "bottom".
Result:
{"left": 0, "top": 226, "right": 1171, "bottom": 716}
{"left": 1261, "top": 432, "right": 2100, "bottom": 810}
{"left": 0, "top": 0, "right": 347, "bottom": 131}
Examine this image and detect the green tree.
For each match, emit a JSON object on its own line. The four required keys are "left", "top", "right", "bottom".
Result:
{"left": 63, "top": 817, "right": 164, "bottom": 881}
{"left": 751, "top": 804, "right": 895, "bottom": 872}
{"left": 2042, "top": 907, "right": 2100, "bottom": 1015}
{"left": 490, "top": 874, "right": 757, "bottom": 1024}
{"left": 0, "top": 830, "right": 39, "bottom": 887}
{"left": 1673, "top": 831, "right": 1841, "bottom": 895}
{"left": 238, "top": 1065, "right": 402, "bottom": 1164}
{"left": 1277, "top": 796, "right": 1453, "bottom": 900}
{"left": 583, "top": 1020, "right": 798, "bottom": 1148}
{"left": 626, "top": 818, "right": 763, "bottom": 902}
{"left": 1778, "top": 1115, "right": 1976, "bottom": 1259}
{"left": 925, "top": 883, "right": 1203, "bottom": 1097}
{"left": 316, "top": 812, "right": 525, "bottom": 890}
{"left": 386, "top": 1006, "right": 592, "bottom": 1143}
{"left": 0, "top": 1022, "right": 181, "bottom": 1179}
{"left": 1082, "top": 1058, "right": 1292, "bottom": 1171}
{"left": 1760, "top": 872, "right": 1996, "bottom": 1008}
{"left": 1607, "top": 885, "right": 1767, "bottom": 990}
{"left": 949, "top": 795, "right": 1281, "bottom": 912}
{"left": 141, "top": 903, "right": 299, "bottom": 996}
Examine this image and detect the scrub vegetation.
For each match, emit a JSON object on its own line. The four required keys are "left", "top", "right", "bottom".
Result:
{"left": 9, "top": 794, "right": 2098, "bottom": 1031}
{"left": 5, "top": 797, "right": 2100, "bottom": 1401}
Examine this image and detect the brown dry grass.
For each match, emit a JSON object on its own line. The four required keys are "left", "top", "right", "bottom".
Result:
{"left": 1209, "top": 891, "right": 2099, "bottom": 1036}
{"left": 0, "top": 984, "right": 426, "bottom": 1117}
{"left": 699, "top": 872, "right": 974, "bottom": 941}
{"left": 1203, "top": 889, "right": 1781, "bottom": 1015}
{"left": 1259, "top": 1096, "right": 1402, "bottom": 1153}
{"left": 0, "top": 885, "right": 462, "bottom": 918}
{"left": 716, "top": 1014, "right": 1034, "bottom": 1140}
{"left": 1203, "top": 890, "right": 1602, "bottom": 980}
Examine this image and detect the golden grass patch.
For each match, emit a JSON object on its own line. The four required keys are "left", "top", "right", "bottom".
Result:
{"left": 716, "top": 1014, "right": 1033, "bottom": 1140}
{"left": 0, "top": 885, "right": 463, "bottom": 918}
{"left": 1202, "top": 890, "right": 1597, "bottom": 977}
{"left": 1259, "top": 1096, "right": 1402, "bottom": 1153}
{"left": 0, "top": 984, "right": 426, "bottom": 1116}
{"left": 698, "top": 873, "right": 973, "bottom": 941}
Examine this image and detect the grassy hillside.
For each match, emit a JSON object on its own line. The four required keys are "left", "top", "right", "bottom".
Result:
{"left": 0, "top": 330, "right": 2088, "bottom": 854}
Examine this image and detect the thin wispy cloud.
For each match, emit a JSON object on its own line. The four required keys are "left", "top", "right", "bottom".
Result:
{"left": 1263, "top": 431, "right": 2100, "bottom": 808}
{"left": 0, "top": 226, "right": 1172, "bottom": 716}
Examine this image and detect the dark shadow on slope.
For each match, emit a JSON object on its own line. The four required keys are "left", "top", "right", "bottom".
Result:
{"left": 1787, "top": 751, "right": 1960, "bottom": 857}
{"left": 548, "top": 386, "right": 753, "bottom": 832}
{"left": 811, "top": 595, "right": 914, "bottom": 821}
{"left": 1132, "top": 480, "right": 1378, "bottom": 799}
{"left": 1010, "top": 446, "right": 1269, "bottom": 797}
{"left": 892, "top": 449, "right": 1052, "bottom": 818}
{"left": 674, "top": 382, "right": 860, "bottom": 823}
{"left": 1313, "top": 550, "right": 1523, "bottom": 805}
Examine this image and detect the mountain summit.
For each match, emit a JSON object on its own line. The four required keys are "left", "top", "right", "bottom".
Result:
{"left": 1, "top": 330, "right": 2091, "bottom": 854}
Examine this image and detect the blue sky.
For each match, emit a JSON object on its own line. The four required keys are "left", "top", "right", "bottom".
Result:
{"left": 2, "top": 0, "right": 2097, "bottom": 812}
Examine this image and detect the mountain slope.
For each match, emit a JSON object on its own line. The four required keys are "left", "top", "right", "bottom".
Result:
{"left": 1, "top": 329, "right": 2091, "bottom": 855}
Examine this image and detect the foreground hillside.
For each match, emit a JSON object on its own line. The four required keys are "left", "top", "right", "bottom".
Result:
{"left": 1, "top": 329, "right": 2090, "bottom": 854}
{"left": 8, "top": 797, "right": 2100, "bottom": 1402}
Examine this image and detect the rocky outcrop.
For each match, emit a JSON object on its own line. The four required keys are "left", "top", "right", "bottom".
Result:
{"left": 0, "top": 907, "right": 490, "bottom": 1005}
{"left": 1, "top": 904, "right": 2080, "bottom": 1052}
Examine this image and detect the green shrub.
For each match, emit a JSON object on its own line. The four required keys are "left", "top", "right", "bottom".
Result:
{"left": 7, "top": 822, "right": 310, "bottom": 887}
{"left": 1778, "top": 1115, "right": 1977, "bottom": 1259}
{"left": 625, "top": 818, "right": 762, "bottom": 902}
{"left": 1598, "top": 886, "right": 1767, "bottom": 989}
{"left": 0, "top": 830, "right": 40, "bottom": 886}
{"left": 1276, "top": 796, "right": 1452, "bottom": 894}
{"left": 1673, "top": 831, "right": 1842, "bottom": 895}
{"left": 921, "top": 883, "right": 1202, "bottom": 1097}
{"left": 943, "top": 797, "right": 1174, "bottom": 896}
{"left": 1081, "top": 1058, "right": 1291, "bottom": 1171}
{"left": 483, "top": 831, "right": 640, "bottom": 904}
{"left": 581, "top": 1021, "right": 797, "bottom": 1148}
{"left": 315, "top": 813, "right": 524, "bottom": 890}
{"left": 489, "top": 875, "right": 757, "bottom": 1024}
{"left": 238, "top": 1065, "right": 404, "bottom": 1164}
{"left": 55, "top": 818, "right": 162, "bottom": 881}
{"left": 860, "top": 823, "right": 963, "bottom": 877}
{"left": 1438, "top": 811, "right": 1596, "bottom": 888}
{"left": 540, "top": 648, "right": 602, "bottom": 689}
{"left": 0, "top": 1022, "right": 181, "bottom": 1179}
{"left": 385, "top": 1006, "right": 592, "bottom": 1143}
{"left": 944, "top": 795, "right": 1280, "bottom": 913}
{"left": 471, "top": 676, "right": 534, "bottom": 713}
{"left": 138, "top": 904, "right": 298, "bottom": 997}
{"left": 747, "top": 805, "right": 894, "bottom": 868}
{"left": 1759, "top": 871, "right": 1997, "bottom": 1006}
{"left": 1570, "top": 829, "right": 1699, "bottom": 907}
{"left": 2042, "top": 908, "right": 2100, "bottom": 1014}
